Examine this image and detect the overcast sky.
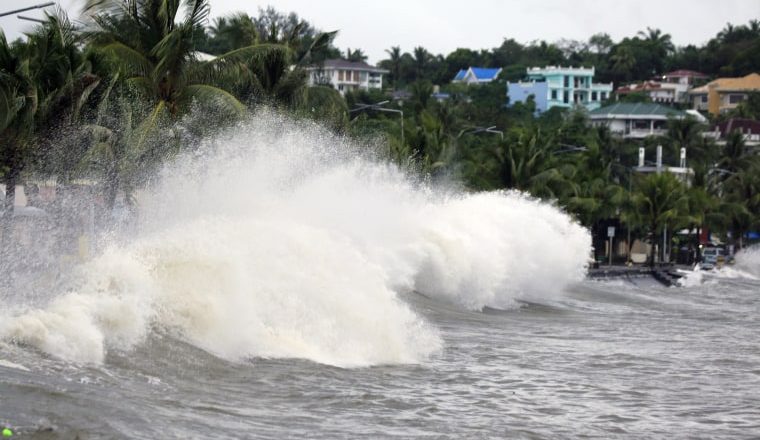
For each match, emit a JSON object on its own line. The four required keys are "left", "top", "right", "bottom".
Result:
{"left": 2, "top": 0, "right": 758, "bottom": 63}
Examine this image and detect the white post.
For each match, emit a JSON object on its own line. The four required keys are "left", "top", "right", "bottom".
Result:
{"left": 656, "top": 145, "right": 663, "bottom": 173}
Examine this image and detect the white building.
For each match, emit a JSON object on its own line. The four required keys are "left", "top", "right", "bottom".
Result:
{"left": 306, "top": 59, "right": 388, "bottom": 95}
{"left": 615, "top": 81, "right": 687, "bottom": 104}
{"left": 588, "top": 102, "right": 688, "bottom": 139}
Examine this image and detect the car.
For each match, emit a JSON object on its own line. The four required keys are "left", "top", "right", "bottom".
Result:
{"left": 700, "top": 247, "right": 726, "bottom": 269}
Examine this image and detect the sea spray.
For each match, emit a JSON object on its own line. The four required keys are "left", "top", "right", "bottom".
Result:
{"left": 0, "top": 112, "right": 590, "bottom": 365}
{"left": 730, "top": 245, "right": 760, "bottom": 279}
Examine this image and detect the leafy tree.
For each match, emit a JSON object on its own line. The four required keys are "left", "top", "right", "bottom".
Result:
{"left": 344, "top": 48, "right": 368, "bottom": 62}
{"left": 629, "top": 172, "right": 689, "bottom": 265}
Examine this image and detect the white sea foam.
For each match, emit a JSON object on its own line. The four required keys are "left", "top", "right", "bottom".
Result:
{"left": 734, "top": 245, "right": 760, "bottom": 278}
{"left": 0, "top": 113, "right": 590, "bottom": 365}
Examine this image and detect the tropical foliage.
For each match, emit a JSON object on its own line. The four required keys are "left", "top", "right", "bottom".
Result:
{"left": 1, "top": 3, "right": 759, "bottom": 267}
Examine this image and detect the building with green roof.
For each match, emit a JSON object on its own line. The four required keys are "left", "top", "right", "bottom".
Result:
{"left": 588, "top": 103, "right": 688, "bottom": 139}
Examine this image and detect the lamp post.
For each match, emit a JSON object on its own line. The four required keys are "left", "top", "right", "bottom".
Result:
{"left": 0, "top": 2, "right": 55, "bottom": 18}
{"left": 17, "top": 15, "right": 45, "bottom": 23}
{"left": 349, "top": 100, "right": 404, "bottom": 146}
{"left": 458, "top": 126, "right": 504, "bottom": 140}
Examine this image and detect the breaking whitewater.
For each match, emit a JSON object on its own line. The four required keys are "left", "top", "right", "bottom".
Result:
{"left": 2, "top": 113, "right": 758, "bottom": 439}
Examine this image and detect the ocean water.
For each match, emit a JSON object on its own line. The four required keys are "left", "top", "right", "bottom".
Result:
{"left": 1, "top": 115, "right": 758, "bottom": 439}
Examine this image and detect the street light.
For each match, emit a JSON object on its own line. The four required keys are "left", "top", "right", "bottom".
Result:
{"left": 349, "top": 100, "right": 404, "bottom": 146}
{"left": 0, "top": 2, "right": 55, "bottom": 18}
{"left": 17, "top": 15, "right": 45, "bottom": 23}
{"left": 458, "top": 126, "right": 503, "bottom": 140}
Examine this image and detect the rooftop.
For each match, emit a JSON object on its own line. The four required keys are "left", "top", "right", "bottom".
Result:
{"left": 662, "top": 69, "right": 708, "bottom": 78}
{"left": 309, "top": 59, "right": 388, "bottom": 73}
{"left": 690, "top": 73, "right": 760, "bottom": 93}
{"left": 589, "top": 102, "right": 687, "bottom": 118}
{"left": 470, "top": 67, "right": 502, "bottom": 80}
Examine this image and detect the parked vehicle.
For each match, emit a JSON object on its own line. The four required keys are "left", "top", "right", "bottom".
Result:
{"left": 700, "top": 247, "right": 727, "bottom": 269}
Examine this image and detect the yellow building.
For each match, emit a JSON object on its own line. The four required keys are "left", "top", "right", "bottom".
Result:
{"left": 689, "top": 73, "right": 760, "bottom": 115}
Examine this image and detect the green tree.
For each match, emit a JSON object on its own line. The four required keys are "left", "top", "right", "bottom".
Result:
{"left": 1, "top": 13, "right": 99, "bottom": 253}
{"left": 629, "top": 172, "right": 689, "bottom": 266}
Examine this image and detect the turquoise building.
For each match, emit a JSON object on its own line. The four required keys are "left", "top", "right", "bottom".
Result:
{"left": 507, "top": 66, "right": 613, "bottom": 113}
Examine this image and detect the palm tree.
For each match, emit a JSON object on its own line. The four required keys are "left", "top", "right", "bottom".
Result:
{"left": 413, "top": 46, "right": 430, "bottom": 79}
{"left": 205, "top": 13, "right": 258, "bottom": 54}
{"left": 384, "top": 46, "right": 402, "bottom": 89}
{"left": 1, "top": 13, "right": 98, "bottom": 254}
{"left": 1, "top": 31, "right": 35, "bottom": 240}
{"left": 85, "top": 0, "right": 247, "bottom": 114}
{"left": 344, "top": 48, "right": 367, "bottom": 62}
{"left": 610, "top": 45, "right": 636, "bottom": 81}
{"left": 629, "top": 172, "right": 689, "bottom": 266}
{"left": 637, "top": 27, "right": 674, "bottom": 55}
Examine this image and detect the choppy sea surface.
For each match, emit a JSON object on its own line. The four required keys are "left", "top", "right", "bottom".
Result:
{"left": 3, "top": 273, "right": 759, "bottom": 439}
{"left": 2, "top": 115, "right": 759, "bottom": 438}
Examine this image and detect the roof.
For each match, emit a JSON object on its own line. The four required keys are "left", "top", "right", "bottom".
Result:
{"left": 617, "top": 81, "right": 666, "bottom": 94}
{"left": 690, "top": 73, "right": 760, "bottom": 93}
{"left": 589, "top": 103, "right": 687, "bottom": 118}
{"left": 309, "top": 59, "right": 388, "bottom": 73}
{"left": 663, "top": 69, "right": 707, "bottom": 78}
{"left": 712, "top": 118, "right": 760, "bottom": 135}
{"left": 453, "top": 69, "right": 467, "bottom": 81}
{"left": 470, "top": 67, "right": 502, "bottom": 80}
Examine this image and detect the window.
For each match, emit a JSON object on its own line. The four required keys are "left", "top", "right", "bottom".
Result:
{"left": 551, "top": 90, "right": 557, "bottom": 100}
{"left": 701, "top": 95, "right": 708, "bottom": 103}
{"left": 600, "top": 92, "right": 607, "bottom": 100}
{"left": 338, "top": 84, "right": 344, "bottom": 91}
{"left": 564, "top": 76, "right": 569, "bottom": 88}
{"left": 592, "top": 91, "right": 597, "bottom": 101}
{"left": 338, "top": 70, "right": 344, "bottom": 81}
{"left": 563, "top": 91, "right": 569, "bottom": 103}
{"left": 729, "top": 94, "right": 745, "bottom": 104}
{"left": 633, "top": 120, "right": 649, "bottom": 130}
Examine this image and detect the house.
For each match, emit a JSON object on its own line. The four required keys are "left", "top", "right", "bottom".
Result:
{"left": 660, "top": 69, "right": 708, "bottom": 87}
{"left": 306, "top": 59, "right": 389, "bottom": 95}
{"left": 615, "top": 70, "right": 707, "bottom": 105}
{"left": 703, "top": 118, "right": 760, "bottom": 146}
{"left": 615, "top": 81, "right": 684, "bottom": 104}
{"left": 451, "top": 67, "right": 502, "bottom": 84}
{"left": 588, "top": 103, "right": 687, "bottom": 138}
{"left": 507, "top": 66, "right": 613, "bottom": 113}
{"left": 688, "top": 73, "right": 760, "bottom": 115}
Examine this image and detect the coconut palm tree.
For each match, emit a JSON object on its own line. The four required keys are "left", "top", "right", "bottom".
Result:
{"left": 84, "top": 0, "right": 246, "bottom": 122}
{"left": 629, "top": 172, "right": 689, "bottom": 266}
{"left": 1, "top": 12, "right": 99, "bottom": 253}
{"left": 384, "top": 46, "right": 402, "bottom": 89}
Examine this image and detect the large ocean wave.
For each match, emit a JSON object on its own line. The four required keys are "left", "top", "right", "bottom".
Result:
{"left": 0, "top": 113, "right": 590, "bottom": 366}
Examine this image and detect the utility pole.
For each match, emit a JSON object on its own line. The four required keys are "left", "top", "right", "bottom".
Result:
{"left": 0, "top": 2, "right": 55, "bottom": 18}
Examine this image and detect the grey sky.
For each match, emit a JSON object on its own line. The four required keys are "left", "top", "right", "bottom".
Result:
{"left": 2, "top": 0, "right": 758, "bottom": 64}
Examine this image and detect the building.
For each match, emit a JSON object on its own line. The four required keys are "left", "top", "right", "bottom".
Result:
{"left": 703, "top": 118, "right": 760, "bottom": 146}
{"left": 616, "top": 70, "right": 707, "bottom": 105}
{"left": 588, "top": 103, "right": 687, "bottom": 139}
{"left": 306, "top": 59, "right": 389, "bottom": 95}
{"left": 660, "top": 70, "right": 708, "bottom": 87}
{"left": 452, "top": 67, "right": 503, "bottom": 84}
{"left": 615, "top": 81, "right": 685, "bottom": 104}
{"left": 688, "top": 73, "right": 760, "bottom": 115}
{"left": 507, "top": 66, "right": 613, "bottom": 113}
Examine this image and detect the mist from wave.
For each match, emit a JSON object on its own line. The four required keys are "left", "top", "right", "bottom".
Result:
{"left": 0, "top": 112, "right": 590, "bottom": 366}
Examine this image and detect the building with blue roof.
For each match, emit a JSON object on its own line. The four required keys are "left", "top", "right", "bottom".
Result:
{"left": 452, "top": 67, "right": 503, "bottom": 84}
{"left": 507, "top": 66, "right": 613, "bottom": 113}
